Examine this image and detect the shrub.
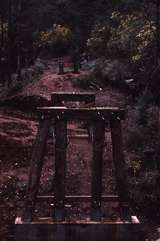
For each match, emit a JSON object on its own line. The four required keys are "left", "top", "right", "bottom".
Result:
{"left": 73, "top": 58, "right": 131, "bottom": 90}
{"left": 36, "top": 24, "right": 73, "bottom": 56}
{"left": 124, "top": 104, "right": 159, "bottom": 217}
{"left": 6, "top": 58, "right": 46, "bottom": 96}
{"left": 87, "top": 11, "right": 155, "bottom": 64}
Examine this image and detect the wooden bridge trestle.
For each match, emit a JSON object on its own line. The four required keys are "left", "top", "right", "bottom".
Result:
{"left": 15, "top": 92, "right": 143, "bottom": 241}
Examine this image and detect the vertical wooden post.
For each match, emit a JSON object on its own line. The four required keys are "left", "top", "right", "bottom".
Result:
{"left": 51, "top": 97, "right": 63, "bottom": 150}
{"left": 84, "top": 95, "right": 95, "bottom": 142}
{"left": 110, "top": 117, "right": 129, "bottom": 220}
{"left": 23, "top": 115, "right": 50, "bottom": 222}
{"left": 72, "top": 48, "right": 80, "bottom": 74}
{"left": 58, "top": 57, "right": 64, "bottom": 75}
{"left": 91, "top": 120, "right": 105, "bottom": 221}
{"left": 54, "top": 117, "right": 67, "bottom": 221}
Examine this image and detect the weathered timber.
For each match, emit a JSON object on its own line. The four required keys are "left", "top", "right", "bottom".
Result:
{"left": 36, "top": 195, "right": 119, "bottom": 202}
{"left": 54, "top": 118, "right": 67, "bottom": 221}
{"left": 110, "top": 118, "right": 129, "bottom": 220}
{"left": 58, "top": 58, "right": 64, "bottom": 75}
{"left": 91, "top": 120, "right": 105, "bottom": 221}
{"left": 23, "top": 116, "right": 51, "bottom": 222}
{"left": 51, "top": 92, "right": 95, "bottom": 105}
{"left": 37, "top": 107, "right": 125, "bottom": 120}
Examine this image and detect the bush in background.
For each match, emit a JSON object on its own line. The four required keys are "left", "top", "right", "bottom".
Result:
{"left": 124, "top": 104, "right": 160, "bottom": 219}
{"left": 5, "top": 58, "right": 46, "bottom": 96}
{"left": 73, "top": 58, "right": 131, "bottom": 90}
{"left": 35, "top": 24, "right": 73, "bottom": 57}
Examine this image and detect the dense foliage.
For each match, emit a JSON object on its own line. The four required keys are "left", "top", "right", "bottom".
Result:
{"left": 88, "top": 11, "right": 156, "bottom": 62}
{"left": 0, "top": 0, "right": 158, "bottom": 78}
{"left": 36, "top": 24, "right": 73, "bottom": 56}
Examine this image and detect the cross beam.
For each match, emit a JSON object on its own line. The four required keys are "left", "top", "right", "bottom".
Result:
{"left": 51, "top": 92, "right": 95, "bottom": 105}
{"left": 37, "top": 107, "right": 125, "bottom": 120}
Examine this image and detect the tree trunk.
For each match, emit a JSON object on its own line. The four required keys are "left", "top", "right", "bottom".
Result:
{"left": 7, "top": 0, "right": 12, "bottom": 86}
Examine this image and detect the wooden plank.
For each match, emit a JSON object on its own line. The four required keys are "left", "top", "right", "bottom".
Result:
{"left": 51, "top": 92, "right": 95, "bottom": 104}
{"left": 54, "top": 118, "right": 67, "bottom": 221}
{"left": 91, "top": 120, "right": 105, "bottom": 221}
{"left": 16, "top": 218, "right": 140, "bottom": 224}
{"left": 69, "top": 134, "right": 89, "bottom": 139}
{"left": 36, "top": 195, "right": 119, "bottom": 202}
{"left": 110, "top": 118, "right": 129, "bottom": 220}
{"left": 37, "top": 107, "right": 125, "bottom": 120}
{"left": 23, "top": 116, "right": 51, "bottom": 222}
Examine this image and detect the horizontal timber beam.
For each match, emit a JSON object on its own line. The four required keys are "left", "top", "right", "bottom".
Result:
{"left": 36, "top": 195, "right": 119, "bottom": 202}
{"left": 51, "top": 91, "right": 95, "bottom": 100}
{"left": 37, "top": 107, "right": 125, "bottom": 120}
{"left": 51, "top": 92, "right": 95, "bottom": 105}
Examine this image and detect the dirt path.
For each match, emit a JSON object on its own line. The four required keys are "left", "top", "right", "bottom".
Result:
{"left": 0, "top": 59, "right": 126, "bottom": 241}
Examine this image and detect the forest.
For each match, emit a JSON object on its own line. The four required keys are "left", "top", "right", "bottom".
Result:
{"left": 0, "top": 0, "right": 160, "bottom": 241}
